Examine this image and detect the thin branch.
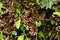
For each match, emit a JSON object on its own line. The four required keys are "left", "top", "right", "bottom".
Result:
{"left": 36, "top": 28, "right": 38, "bottom": 40}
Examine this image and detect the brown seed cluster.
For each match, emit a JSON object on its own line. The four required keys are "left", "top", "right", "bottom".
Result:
{"left": 55, "top": 17, "right": 60, "bottom": 40}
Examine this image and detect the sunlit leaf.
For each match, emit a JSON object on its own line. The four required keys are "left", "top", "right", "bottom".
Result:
{"left": 11, "top": 31, "right": 17, "bottom": 36}
{"left": 48, "top": 31, "right": 52, "bottom": 37}
{"left": 51, "top": 20, "right": 55, "bottom": 25}
{"left": 25, "top": 38, "right": 31, "bottom": 40}
{"left": 0, "top": 24, "right": 4, "bottom": 27}
{"left": 36, "top": 0, "right": 40, "bottom": 5}
{"left": 29, "top": 2, "right": 34, "bottom": 6}
{"left": 0, "top": 32, "right": 4, "bottom": 40}
{"left": 20, "top": 27, "right": 24, "bottom": 31}
{"left": 26, "top": 25, "right": 29, "bottom": 31}
{"left": 36, "top": 21, "right": 42, "bottom": 27}
{"left": 0, "top": 2, "right": 3, "bottom": 12}
{"left": 23, "top": 9, "right": 27, "bottom": 15}
{"left": 39, "top": 31, "right": 44, "bottom": 38}
{"left": 15, "top": 18, "right": 21, "bottom": 29}
{"left": 16, "top": 8, "right": 21, "bottom": 14}
{"left": 17, "top": 35, "right": 24, "bottom": 40}
{"left": 11, "top": 1, "right": 14, "bottom": 6}
{"left": 0, "top": 2, "right": 3, "bottom": 8}
{"left": 40, "top": 0, "right": 57, "bottom": 9}
{"left": 53, "top": 12, "right": 60, "bottom": 16}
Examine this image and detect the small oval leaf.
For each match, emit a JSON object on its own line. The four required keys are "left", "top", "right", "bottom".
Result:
{"left": 26, "top": 25, "right": 29, "bottom": 31}
{"left": 15, "top": 19, "right": 21, "bottom": 29}
{"left": 36, "top": 21, "right": 42, "bottom": 27}
{"left": 11, "top": 31, "right": 17, "bottom": 36}
{"left": 17, "top": 35, "right": 24, "bottom": 40}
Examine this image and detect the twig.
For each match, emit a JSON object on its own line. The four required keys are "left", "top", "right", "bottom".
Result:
{"left": 36, "top": 28, "right": 38, "bottom": 40}
{"left": 23, "top": 27, "right": 28, "bottom": 40}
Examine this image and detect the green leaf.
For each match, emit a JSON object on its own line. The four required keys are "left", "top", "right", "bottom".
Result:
{"left": 11, "top": 31, "right": 17, "bottom": 36}
{"left": 45, "top": 35, "right": 49, "bottom": 40}
{"left": 29, "top": 2, "right": 34, "bottom": 6}
{"left": 36, "top": 0, "right": 40, "bottom": 5}
{"left": 51, "top": 20, "right": 55, "bottom": 25}
{"left": 52, "top": 15, "right": 55, "bottom": 17}
{"left": 39, "top": 31, "right": 44, "bottom": 38}
{"left": 53, "top": 12, "right": 60, "bottom": 16}
{"left": 16, "top": 8, "right": 21, "bottom": 15}
{"left": 15, "top": 19, "right": 21, "bottom": 29}
{"left": 11, "top": 1, "right": 14, "bottom": 6}
{"left": 36, "top": 21, "right": 42, "bottom": 27}
{"left": 0, "top": 24, "right": 4, "bottom": 27}
{"left": 17, "top": 35, "right": 24, "bottom": 40}
{"left": 0, "top": 32, "right": 4, "bottom": 40}
{"left": 20, "top": 27, "right": 24, "bottom": 31}
{"left": 48, "top": 31, "right": 52, "bottom": 37}
{"left": 23, "top": 9, "right": 27, "bottom": 15}
{"left": 0, "top": 2, "right": 3, "bottom": 8}
{"left": 25, "top": 38, "right": 31, "bottom": 40}
{"left": 40, "top": 0, "right": 57, "bottom": 9}
{"left": 36, "top": 0, "right": 39, "bottom": 3}
{"left": 26, "top": 25, "right": 29, "bottom": 31}
{"left": 0, "top": 2, "right": 3, "bottom": 12}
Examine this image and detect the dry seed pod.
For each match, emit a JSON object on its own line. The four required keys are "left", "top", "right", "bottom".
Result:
{"left": 23, "top": 0, "right": 29, "bottom": 9}
{"left": 56, "top": 26, "right": 60, "bottom": 31}
{"left": 29, "top": 31, "right": 36, "bottom": 36}
{"left": 55, "top": 19, "right": 60, "bottom": 40}
{"left": 31, "top": 0, "right": 36, "bottom": 3}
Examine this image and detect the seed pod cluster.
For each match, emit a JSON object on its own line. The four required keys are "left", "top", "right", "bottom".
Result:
{"left": 0, "top": 0, "right": 15, "bottom": 37}
{"left": 55, "top": 17, "right": 60, "bottom": 40}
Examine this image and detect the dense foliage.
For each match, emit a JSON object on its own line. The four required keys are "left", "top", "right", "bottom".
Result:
{"left": 0, "top": 0, "right": 60, "bottom": 40}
